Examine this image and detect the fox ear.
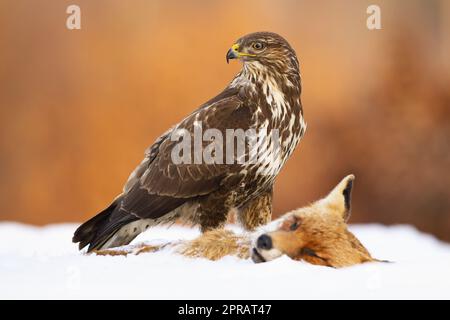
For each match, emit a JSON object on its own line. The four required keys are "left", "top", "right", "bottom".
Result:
{"left": 321, "top": 174, "right": 355, "bottom": 222}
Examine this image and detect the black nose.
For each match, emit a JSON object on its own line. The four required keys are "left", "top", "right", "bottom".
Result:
{"left": 257, "top": 234, "right": 272, "bottom": 250}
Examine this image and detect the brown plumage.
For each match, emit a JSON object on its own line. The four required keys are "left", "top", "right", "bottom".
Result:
{"left": 95, "top": 176, "right": 383, "bottom": 268}
{"left": 73, "top": 32, "right": 306, "bottom": 252}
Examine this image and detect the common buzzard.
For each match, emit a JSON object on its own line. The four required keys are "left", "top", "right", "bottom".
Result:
{"left": 73, "top": 32, "right": 306, "bottom": 252}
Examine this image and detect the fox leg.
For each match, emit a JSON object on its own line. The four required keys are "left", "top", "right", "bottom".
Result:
{"left": 92, "top": 242, "right": 165, "bottom": 256}
{"left": 238, "top": 188, "right": 273, "bottom": 231}
{"left": 178, "top": 229, "right": 251, "bottom": 260}
{"left": 91, "top": 231, "right": 251, "bottom": 261}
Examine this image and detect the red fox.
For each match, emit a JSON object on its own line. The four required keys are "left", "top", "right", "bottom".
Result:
{"left": 94, "top": 175, "right": 380, "bottom": 268}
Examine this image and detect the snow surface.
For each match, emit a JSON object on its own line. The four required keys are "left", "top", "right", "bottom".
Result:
{"left": 0, "top": 222, "right": 449, "bottom": 299}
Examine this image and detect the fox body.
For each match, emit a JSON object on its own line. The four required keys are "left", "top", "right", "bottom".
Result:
{"left": 94, "top": 175, "right": 380, "bottom": 268}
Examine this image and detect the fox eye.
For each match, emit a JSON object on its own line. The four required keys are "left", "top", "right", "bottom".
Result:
{"left": 252, "top": 42, "right": 265, "bottom": 50}
{"left": 290, "top": 221, "right": 300, "bottom": 231}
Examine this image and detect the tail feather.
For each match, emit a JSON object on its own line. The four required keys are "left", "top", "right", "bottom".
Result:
{"left": 73, "top": 198, "right": 137, "bottom": 252}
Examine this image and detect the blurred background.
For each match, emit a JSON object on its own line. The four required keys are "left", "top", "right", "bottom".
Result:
{"left": 0, "top": 0, "right": 449, "bottom": 241}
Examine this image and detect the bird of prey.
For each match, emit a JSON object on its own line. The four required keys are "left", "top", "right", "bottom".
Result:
{"left": 73, "top": 32, "right": 306, "bottom": 252}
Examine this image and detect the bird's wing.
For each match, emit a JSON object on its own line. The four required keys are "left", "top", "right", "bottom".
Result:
{"left": 118, "top": 90, "right": 255, "bottom": 220}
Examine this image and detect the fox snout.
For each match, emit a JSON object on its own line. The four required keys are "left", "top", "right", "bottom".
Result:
{"left": 251, "top": 234, "right": 283, "bottom": 263}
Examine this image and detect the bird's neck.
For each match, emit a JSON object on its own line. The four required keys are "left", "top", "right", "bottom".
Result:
{"left": 247, "top": 60, "right": 301, "bottom": 89}
{"left": 230, "top": 60, "right": 302, "bottom": 115}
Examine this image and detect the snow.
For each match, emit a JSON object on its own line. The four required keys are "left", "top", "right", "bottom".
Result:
{"left": 0, "top": 222, "right": 449, "bottom": 299}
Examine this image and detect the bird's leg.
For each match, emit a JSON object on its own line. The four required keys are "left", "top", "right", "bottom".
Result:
{"left": 199, "top": 207, "right": 228, "bottom": 233}
{"left": 198, "top": 194, "right": 231, "bottom": 233}
{"left": 237, "top": 189, "right": 273, "bottom": 231}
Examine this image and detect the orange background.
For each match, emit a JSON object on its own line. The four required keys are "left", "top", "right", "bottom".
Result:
{"left": 1, "top": 1, "right": 449, "bottom": 241}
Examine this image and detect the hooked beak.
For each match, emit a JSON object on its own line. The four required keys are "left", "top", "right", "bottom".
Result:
{"left": 226, "top": 43, "right": 256, "bottom": 64}
{"left": 226, "top": 44, "right": 240, "bottom": 64}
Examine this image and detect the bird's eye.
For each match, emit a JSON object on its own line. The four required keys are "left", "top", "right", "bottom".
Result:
{"left": 290, "top": 221, "right": 300, "bottom": 231}
{"left": 252, "top": 42, "right": 264, "bottom": 50}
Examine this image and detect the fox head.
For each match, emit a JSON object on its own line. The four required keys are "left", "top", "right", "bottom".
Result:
{"left": 251, "top": 175, "right": 377, "bottom": 268}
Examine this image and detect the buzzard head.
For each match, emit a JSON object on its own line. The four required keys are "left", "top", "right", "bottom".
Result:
{"left": 226, "top": 32, "right": 298, "bottom": 70}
